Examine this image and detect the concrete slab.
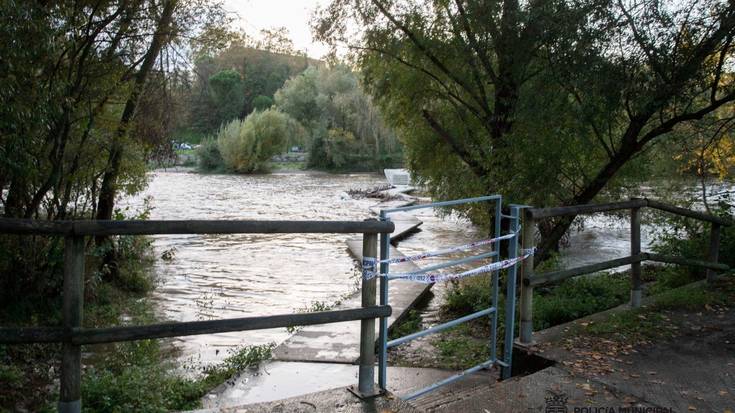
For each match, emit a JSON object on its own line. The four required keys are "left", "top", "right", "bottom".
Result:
{"left": 202, "top": 361, "right": 492, "bottom": 409}
{"left": 272, "top": 239, "right": 431, "bottom": 363}
{"left": 271, "top": 213, "right": 428, "bottom": 363}
{"left": 193, "top": 386, "right": 420, "bottom": 413}
{"left": 534, "top": 307, "right": 735, "bottom": 413}
{"left": 410, "top": 366, "right": 656, "bottom": 413}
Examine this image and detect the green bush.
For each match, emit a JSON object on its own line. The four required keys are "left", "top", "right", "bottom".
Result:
{"left": 531, "top": 274, "right": 629, "bottom": 329}
{"left": 218, "top": 109, "right": 290, "bottom": 173}
{"left": 443, "top": 271, "right": 629, "bottom": 331}
{"left": 251, "top": 95, "right": 274, "bottom": 111}
{"left": 196, "top": 137, "right": 224, "bottom": 171}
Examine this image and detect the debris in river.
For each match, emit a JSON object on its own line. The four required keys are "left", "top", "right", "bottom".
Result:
{"left": 347, "top": 185, "right": 399, "bottom": 200}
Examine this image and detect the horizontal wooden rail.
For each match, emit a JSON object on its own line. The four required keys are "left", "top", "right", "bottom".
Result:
{"left": 646, "top": 200, "right": 732, "bottom": 226}
{"left": 528, "top": 199, "right": 647, "bottom": 219}
{"left": 0, "top": 306, "right": 392, "bottom": 345}
{"left": 645, "top": 253, "right": 730, "bottom": 271}
{"left": 527, "top": 198, "right": 731, "bottom": 226}
{"left": 527, "top": 255, "right": 645, "bottom": 286}
{"left": 527, "top": 253, "right": 731, "bottom": 286}
{"left": 0, "top": 219, "right": 395, "bottom": 236}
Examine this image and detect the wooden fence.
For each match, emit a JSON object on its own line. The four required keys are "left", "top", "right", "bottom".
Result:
{"left": 0, "top": 218, "right": 394, "bottom": 413}
{"left": 518, "top": 198, "right": 732, "bottom": 344}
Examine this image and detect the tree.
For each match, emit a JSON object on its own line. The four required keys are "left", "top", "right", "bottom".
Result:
{"left": 209, "top": 69, "right": 245, "bottom": 123}
{"left": 315, "top": 0, "right": 735, "bottom": 260}
{"left": 274, "top": 65, "right": 402, "bottom": 169}
{"left": 217, "top": 109, "right": 290, "bottom": 172}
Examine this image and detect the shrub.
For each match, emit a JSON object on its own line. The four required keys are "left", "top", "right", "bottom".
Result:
{"left": 196, "top": 137, "right": 224, "bottom": 171}
{"left": 251, "top": 95, "right": 274, "bottom": 111}
{"left": 217, "top": 109, "right": 289, "bottom": 173}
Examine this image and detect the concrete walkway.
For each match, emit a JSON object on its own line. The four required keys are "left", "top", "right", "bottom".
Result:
{"left": 407, "top": 279, "right": 735, "bottom": 412}
{"left": 200, "top": 361, "right": 490, "bottom": 409}
{"left": 271, "top": 213, "right": 426, "bottom": 363}
{"left": 194, "top": 386, "right": 420, "bottom": 413}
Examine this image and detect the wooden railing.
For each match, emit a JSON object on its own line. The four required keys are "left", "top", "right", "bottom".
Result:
{"left": 0, "top": 218, "right": 395, "bottom": 413}
{"left": 518, "top": 198, "right": 732, "bottom": 344}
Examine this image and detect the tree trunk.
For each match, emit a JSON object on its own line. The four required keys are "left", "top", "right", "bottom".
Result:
{"left": 95, "top": 0, "right": 177, "bottom": 228}
{"left": 536, "top": 142, "right": 640, "bottom": 262}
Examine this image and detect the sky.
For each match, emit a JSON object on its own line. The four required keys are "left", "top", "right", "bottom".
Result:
{"left": 223, "top": 0, "right": 332, "bottom": 58}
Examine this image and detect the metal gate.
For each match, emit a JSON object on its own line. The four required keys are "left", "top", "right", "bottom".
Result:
{"left": 373, "top": 195, "right": 528, "bottom": 400}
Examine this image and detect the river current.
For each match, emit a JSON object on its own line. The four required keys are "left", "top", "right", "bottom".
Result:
{"left": 123, "top": 169, "right": 707, "bottom": 366}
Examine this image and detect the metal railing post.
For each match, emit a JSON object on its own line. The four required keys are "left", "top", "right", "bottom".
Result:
{"left": 502, "top": 206, "right": 521, "bottom": 379}
{"left": 358, "top": 229, "right": 378, "bottom": 396}
{"left": 630, "top": 204, "right": 642, "bottom": 308}
{"left": 59, "top": 235, "right": 85, "bottom": 413}
{"left": 519, "top": 210, "right": 535, "bottom": 344}
{"left": 378, "top": 211, "right": 390, "bottom": 392}
{"left": 707, "top": 223, "right": 722, "bottom": 283}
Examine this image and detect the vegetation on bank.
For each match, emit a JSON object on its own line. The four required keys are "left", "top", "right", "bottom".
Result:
{"left": 0, "top": 235, "right": 273, "bottom": 413}
{"left": 196, "top": 64, "right": 404, "bottom": 174}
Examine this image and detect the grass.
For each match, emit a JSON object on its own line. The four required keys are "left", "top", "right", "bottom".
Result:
{"left": 431, "top": 265, "right": 710, "bottom": 370}
{"left": 286, "top": 300, "right": 333, "bottom": 333}
{"left": 389, "top": 310, "right": 422, "bottom": 340}
{"left": 431, "top": 324, "right": 489, "bottom": 370}
{"left": 0, "top": 236, "right": 274, "bottom": 413}
{"left": 579, "top": 277, "right": 735, "bottom": 342}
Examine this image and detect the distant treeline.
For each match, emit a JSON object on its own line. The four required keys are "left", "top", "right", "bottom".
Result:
{"left": 187, "top": 46, "right": 403, "bottom": 173}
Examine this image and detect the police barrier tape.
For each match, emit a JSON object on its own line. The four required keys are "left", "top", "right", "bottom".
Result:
{"left": 377, "top": 231, "right": 518, "bottom": 265}
{"left": 362, "top": 249, "right": 534, "bottom": 283}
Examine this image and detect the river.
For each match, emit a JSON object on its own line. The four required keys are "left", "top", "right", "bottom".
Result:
{"left": 123, "top": 170, "right": 727, "bottom": 367}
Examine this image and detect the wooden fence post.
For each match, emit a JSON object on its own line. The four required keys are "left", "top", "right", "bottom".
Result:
{"left": 519, "top": 210, "right": 535, "bottom": 344}
{"left": 707, "top": 223, "right": 722, "bottom": 283}
{"left": 59, "top": 235, "right": 85, "bottom": 413}
{"left": 630, "top": 204, "right": 642, "bottom": 308}
{"left": 357, "top": 230, "right": 377, "bottom": 396}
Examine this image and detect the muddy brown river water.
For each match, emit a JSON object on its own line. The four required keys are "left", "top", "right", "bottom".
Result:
{"left": 124, "top": 170, "right": 715, "bottom": 367}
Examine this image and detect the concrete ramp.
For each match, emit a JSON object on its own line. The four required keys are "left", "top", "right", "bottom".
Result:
{"left": 271, "top": 214, "right": 429, "bottom": 363}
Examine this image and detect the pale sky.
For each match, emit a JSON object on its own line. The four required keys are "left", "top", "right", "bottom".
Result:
{"left": 223, "top": 0, "right": 332, "bottom": 58}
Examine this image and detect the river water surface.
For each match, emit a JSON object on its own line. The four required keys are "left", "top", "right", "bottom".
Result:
{"left": 125, "top": 170, "right": 717, "bottom": 367}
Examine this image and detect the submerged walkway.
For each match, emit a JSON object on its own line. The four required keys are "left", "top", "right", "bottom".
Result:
{"left": 271, "top": 212, "right": 426, "bottom": 363}
{"left": 202, "top": 195, "right": 438, "bottom": 409}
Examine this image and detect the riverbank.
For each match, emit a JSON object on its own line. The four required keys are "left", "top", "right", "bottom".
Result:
{"left": 386, "top": 262, "right": 707, "bottom": 372}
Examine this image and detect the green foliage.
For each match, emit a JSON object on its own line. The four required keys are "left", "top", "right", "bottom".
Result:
{"left": 251, "top": 95, "right": 274, "bottom": 111}
{"left": 531, "top": 275, "right": 629, "bottom": 330}
{"left": 432, "top": 324, "right": 488, "bottom": 370}
{"left": 81, "top": 341, "right": 274, "bottom": 413}
{"left": 208, "top": 69, "right": 244, "bottom": 125}
{"left": 314, "top": 0, "right": 735, "bottom": 254}
{"left": 217, "top": 109, "right": 291, "bottom": 173}
{"left": 275, "top": 65, "right": 403, "bottom": 171}
{"left": 389, "top": 310, "right": 422, "bottom": 340}
{"left": 652, "top": 199, "right": 735, "bottom": 268}
{"left": 186, "top": 42, "right": 318, "bottom": 134}
{"left": 196, "top": 137, "right": 225, "bottom": 171}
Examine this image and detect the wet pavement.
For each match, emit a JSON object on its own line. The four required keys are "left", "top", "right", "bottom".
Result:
{"left": 395, "top": 280, "right": 735, "bottom": 412}
{"left": 201, "top": 361, "right": 492, "bottom": 408}
{"left": 193, "top": 386, "right": 420, "bottom": 413}
{"left": 271, "top": 213, "right": 428, "bottom": 363}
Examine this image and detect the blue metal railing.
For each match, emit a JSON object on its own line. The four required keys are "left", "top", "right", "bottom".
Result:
{"left": 377, "top": 195, "right": 526, "bottom": 400}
